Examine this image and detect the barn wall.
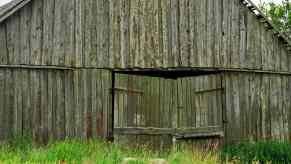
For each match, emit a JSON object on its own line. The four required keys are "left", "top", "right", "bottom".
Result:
{"left": 224, "top": 73, "right": 291, "bottom": 143}
{"left": 0, "top": 68, "right": 112, "bottom": 143}
{"left": 0, "top": 0, "right": 289, "bottom": 70}
{"left": 0, "top": 0, "right": 110, "bottom": 67}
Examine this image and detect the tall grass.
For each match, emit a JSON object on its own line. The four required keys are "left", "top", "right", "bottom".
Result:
{"left": 0, "top": 137, "right": 219, "bottom": 164}
{"left": 221, "top": 141, "right": 291, "bottom": 163}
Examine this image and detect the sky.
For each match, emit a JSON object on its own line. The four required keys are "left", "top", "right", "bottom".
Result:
{"left": 0, "top": 0, "right": 11, "bottom": 7}
{"left": 0, "top": 0, "right": 285, "bottom": 7}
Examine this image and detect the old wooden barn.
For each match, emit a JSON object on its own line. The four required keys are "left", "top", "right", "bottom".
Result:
{"left": 0, "top": 0, "right": 291, "bottom": 149}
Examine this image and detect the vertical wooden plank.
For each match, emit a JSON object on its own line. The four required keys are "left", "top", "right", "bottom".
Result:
{"left": 238, "top": 73, "right": 246, "bottom": 139}
{"left": 40, "top": 70, "right": 48, "bottom": 143}
{"left": 273, "top": 37, "right": 280, "bottom": 71}
{"left": 30, "top": 0, "right": 43, "bottom": 65}
{"left": 232, "top": 74, "right": 241, "bottom": 140}
{"left": 188, "top": 0, "right": 196, "bottom": 66}
{"left": 74, "top": 70, "right": 82, "bottom": 138}
{"left": 193, "top": 77, "right": 198, "bottom": 128}
{"left": 221, "top": 0, "right": 230, "bottom": 68}
{"left": 130, "top": 0, "right": 140, "bottom": 67}
{"left": 5, "top": 14, "right": 20, "bottom": 65}
{"left": 0, "top": 25, "right": 8, "bottom": 64}
{"left": 230, "top": 0, "right": 240, "bottom": 68}
{"left": 160, "top": 0, "right": 170, "bottom": 68}
{"left": 56, "top": 71, "right": 65, "bottom": 139}
{"left": 278, "top": 76, "right": 284, "bottom": 140}
{"left": 262, "top": 75, "right": 271, "bottom": 139}
{"left": 20, "top": 4, "right": 32, "bottom": 65}
{"left": 170, "top": 0, "right": 179, "bottom": 67}
{"left": 47, "top": 70, "right": 55, "bottom": 141}
{"left": 13, "top": 70, "right": 22, "bottom": 136}
{"left": 270, "top": 75, "right": 280, "bottom": 139}
{"left": 138, "top": 0, "right": 146, "bottom": 68}
{"left": 81, "top": 69, "right": 87, "bottom": 139}
{"left": 99, "top": 0, "right": 110, "bottom": 67}
{"left": 281, "top": 76, "right": 287, "bottom": 140}
{"left": 75, "top": 0, "right": 83, "bottom": 67}
{"left": 84, "top": 0, "right": 94, "bottom": 66}
{"left": 109, "top": 0, "right": 121, "bottom": 68}
{"left": 0, "top": 70, "right": 5, "bottom": 140}
{"left": 239, "top": 7, "right": 247, "bottom": 68}
{"left": 47, "top": 70, "right": 53, "bottom": 140}
{"left": 213, "top": 0, "right": 222, "bottom": 67}
{"left": 266, "top": 31, "right": 274, "bottom": 71}
{"left": 261, "top": 25, "right": 268, "bottom": 71}
{"left": 246, "top": 12, "right": 255, "bottom": 69}
{"left": 97, "top": 70, "right": 105, "bottom": 137}
{"left": 200, "top": 0, "right": 207, "bottom": 66}
{"left": 179, "top": 0, "right": 190, "bottom": 66}
{"left": 64, "top": 0, "right": 75, "bottom": 66}
{"left": 91, "top": 70, "right": 97, "bottom": 138}
{"left": 281, "top": 46, "right": 288, "bottom": 72}
{"left": 21, "top": 70, "right": 30, "bottom": 136}
{"left": 216, "top": 74, "right": 223, "bottom": 128}
{"left": 120, "top": 0, "right": 130, "bottom": 67}
{"left": 254, "top": 19, "right": 262, "bottom": 70}
{"left": 250, "top": 73, "right": 259, "bottom": 140}
{"left": 86, "top": 69, "right": 93, "bottom": 139}
{"left": 31, "top": 70, "right": 41, "bottom": 141}
{"left": 187, "top": 78, "right": 193, "bottom": 127}
{"left": 53, "top": 0, "right": 65, "bottom": 66}
{"left": 146, "top": 0, "right": 160, "bottom": 67}
{"left": 224, "top": 73, "right": 232, "bottom": 142}
{"left": 211, "top": 75, "right": 218, "bottom": 126}
{"left": 206, "top": 0, "right": 214, "bottom": 67}
{"left": 5, "top": 70, "right": 14, "bottom": 139}
{"left": 195, "top": 77, "right": 201, "bottom": 128}
{"left": 42, "top": 0, "right": 54, "bottom": 65}
{"left": 65, "top": 70, "right": 74, "bottom": 138}
{"left": 108, "top": 71, "right": 113, "bottom": 139}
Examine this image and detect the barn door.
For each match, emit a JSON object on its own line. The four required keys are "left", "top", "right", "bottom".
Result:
{"left": 175, "top": 74, "right": 224, "bottom": 148}
{"left": 113, "top": 73, "right": 224, "bottom": 149}
{"left": 113, "top": 74, "right": 176, "bottom": 149}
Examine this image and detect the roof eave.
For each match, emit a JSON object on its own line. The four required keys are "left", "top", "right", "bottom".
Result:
{"left": 0, "top": 0, "right": 31, "bottom": 23}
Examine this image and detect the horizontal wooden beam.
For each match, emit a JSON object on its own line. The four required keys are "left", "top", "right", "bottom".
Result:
{"left": 0, "top": 65, "right": 72, "bottom": 70}
{"left": 174, "top": 131, "right": 224, "bottom": 139}
{"left": 114, "top": 126, "right": 224, "bottom": 137}
{"left": 114, "top": 127, "right": 173, "bottom": 135}
{"left": 194, "top": 88, "right": 224, "bottom": 94}
{"left": 111, "top": 87, "right": 144, "bottom": 94}
{"left": 1, "top": 66, "right": 291, "bottom": 76}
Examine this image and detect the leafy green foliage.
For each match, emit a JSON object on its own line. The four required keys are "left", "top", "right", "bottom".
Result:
{"left": 259, "top": 1, "right": 291, "bottom": 38}
{"left": 221, "top": 141, "right": 291, "bottom": 163}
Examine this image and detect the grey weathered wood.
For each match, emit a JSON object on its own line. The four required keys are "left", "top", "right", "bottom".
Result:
{"left": 30, "top": 0, "right": 43, "bottom": 65}
{"left": 0, "top": 70, "right": 5, "bottom": 141}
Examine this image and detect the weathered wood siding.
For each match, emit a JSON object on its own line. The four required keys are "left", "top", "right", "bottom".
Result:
{"left": 224, "top": 73, "right": 291, "bottom": 143}
{"left": 0, "top": 0, "right": 110, "bottom": 67}
{"left": 0, "top": 68, "right": 111, "bottom": 143}
{"left": 0, "top": 0, "right": 289, "bottom": 70}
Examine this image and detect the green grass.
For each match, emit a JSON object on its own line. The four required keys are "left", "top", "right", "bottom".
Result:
{"left": 221, "top": 141, "right": 291, "bottom": 163}
{"left": 0, "top": 137, "right": 218, "bottom": 164}
{"left": 4, "top": 136, "right": 291, "bottom": 164}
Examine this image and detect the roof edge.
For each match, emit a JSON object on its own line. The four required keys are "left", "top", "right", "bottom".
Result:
{"left": 0, "top": 0, "right": 31, "bottom": 23}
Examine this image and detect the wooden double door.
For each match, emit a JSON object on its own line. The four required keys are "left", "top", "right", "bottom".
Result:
{"left": 113, "top": 73, "right": 224, "bottom": 149}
